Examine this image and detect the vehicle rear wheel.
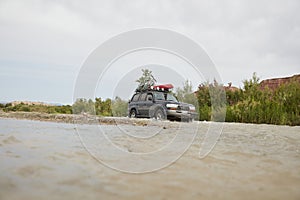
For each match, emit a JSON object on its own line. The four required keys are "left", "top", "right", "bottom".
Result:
{"left": 155, "top": 109, "right": 166, "bottom": 120}
{"left": 129, "top": 109, "right": 137, "bottom": 118}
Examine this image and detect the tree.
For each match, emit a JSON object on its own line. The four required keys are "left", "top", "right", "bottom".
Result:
{"left": 95, "top": 97, "right": 112, "bottom": 116}
{"left": 195, "top": 79, "right": 226, "bottom": 121}
{"left": 136, "top": 69, "right": 157, "bottom": 91}
{"left": 175, "top": 80, "right": 198, "bottom": 110}
{"left": 112, "top": 96, "right": 128, "bottom": 117}
{"left": 72, "top": 98, "right": 95, "bottom": 115}
{"left": 196, "top": 82, "right": 211, "bottom": 121}
{"left": 102, "top": 98, "right": 112, "bottom": 116}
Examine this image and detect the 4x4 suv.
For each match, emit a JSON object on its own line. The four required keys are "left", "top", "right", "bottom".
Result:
{"left": 128, "top": 90, "right": 198, "bottom": 121}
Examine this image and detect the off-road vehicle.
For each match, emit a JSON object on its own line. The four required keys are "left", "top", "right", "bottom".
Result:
{"left": 128, "top": 84, "right": 198, "bottom": 122}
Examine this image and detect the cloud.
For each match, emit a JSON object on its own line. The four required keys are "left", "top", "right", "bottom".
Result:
{"left": 0, "top": 0, "right": 299, "bottom": 103}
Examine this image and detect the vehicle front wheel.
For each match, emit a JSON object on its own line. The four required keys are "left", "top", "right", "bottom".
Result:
{"left": 129, "top": 109, "right": 137, "bottom": 118}
{"left": 155, "top": 109, "right": 166, "bottom": 120}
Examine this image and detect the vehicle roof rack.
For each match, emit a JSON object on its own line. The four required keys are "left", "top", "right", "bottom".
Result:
{"left": 135, "top": 83, "right": 174, "bottom": 93}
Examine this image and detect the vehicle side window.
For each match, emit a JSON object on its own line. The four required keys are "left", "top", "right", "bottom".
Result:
{"left": 140, "top": 93, "right": 147, "bottom": 101}
{"left": 132, "top": 93, "right": 140, "bottom": 102}
{"left": 146, "top": 94, "right": 153, "bottom": 101}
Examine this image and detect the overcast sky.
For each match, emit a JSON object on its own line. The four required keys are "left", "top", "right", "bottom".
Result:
{"left": 0, "top": 0, "right": 299, "bottom": 104}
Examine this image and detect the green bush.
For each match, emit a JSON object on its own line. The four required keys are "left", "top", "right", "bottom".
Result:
{"left": 222, "top": 73, "right": 300, "bottom": 125}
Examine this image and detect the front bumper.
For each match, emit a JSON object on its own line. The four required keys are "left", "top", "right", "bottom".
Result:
{"left": 167, "top": 110, "right": 197, "bottom": 120}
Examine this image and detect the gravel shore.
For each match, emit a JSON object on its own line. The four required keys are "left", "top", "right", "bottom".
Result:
{"left": 0, "top": 111, "right": 151, "bottom": 126}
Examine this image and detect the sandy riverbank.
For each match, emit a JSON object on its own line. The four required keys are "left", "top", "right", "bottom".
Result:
{"left": 0, "top": 111, "right": 150, "bottom": 126}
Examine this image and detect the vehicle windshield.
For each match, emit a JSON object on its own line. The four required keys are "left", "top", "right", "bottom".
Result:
{"left": 154, "top": 92, "right": 165, "bottom": 101}
{"left": 153, "top": 92, "right": 178, "bottom": 102}
{"left": 166, "top": 93, "right": 178, "bottom": 102}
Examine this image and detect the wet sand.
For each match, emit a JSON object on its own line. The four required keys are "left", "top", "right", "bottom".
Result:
{"left": 0, "top": 118, "right": 299, "bottom": 200}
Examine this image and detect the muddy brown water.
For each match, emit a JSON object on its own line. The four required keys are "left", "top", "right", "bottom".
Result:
{"left": 0, "top": 118, "right": 299, "bottom": 200}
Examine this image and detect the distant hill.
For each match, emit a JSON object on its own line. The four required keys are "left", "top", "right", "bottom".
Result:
{"left": 260, "top": 74, "right": 300, "bottom": 90}
{"left": 9, "top": 101, "right": 63, "bottom": 107}
{"left": 224, "top": 82, "right": 239, "bottom": 92}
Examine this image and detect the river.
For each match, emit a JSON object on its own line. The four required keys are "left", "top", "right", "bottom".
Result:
{"left": 0, "top": 118, "right": 299, "bottom": 200}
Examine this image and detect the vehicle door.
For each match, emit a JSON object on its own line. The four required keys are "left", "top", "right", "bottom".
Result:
{"left": 143, "top": 93, "right": 154, "bottom": 117}
{"left": 137, "top": 92, "right": 148, "bottom": 116}
{"left": 129, "top": 93, "right": 141, "bottom": 115}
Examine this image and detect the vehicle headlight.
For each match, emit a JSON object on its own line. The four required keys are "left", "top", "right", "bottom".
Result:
{"left": 189, "top": 106, "right": 196, "bottom": 112}
{"left": 166, "top": 103, "right": 178, "bottom": 110}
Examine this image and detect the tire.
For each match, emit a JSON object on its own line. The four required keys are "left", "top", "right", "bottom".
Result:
{"left": 155, "top": 109, "right": 166, "bottom": 120}
{"left": 129, "top": 109, "right": 137, "bottom": 118}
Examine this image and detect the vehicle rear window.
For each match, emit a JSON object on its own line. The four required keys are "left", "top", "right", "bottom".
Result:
{"left": 132, "top": 93, "right": 140, "bottom": 102}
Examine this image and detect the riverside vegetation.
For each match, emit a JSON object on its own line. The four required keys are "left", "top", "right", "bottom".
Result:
{"left": 1, "top": 73, "right": 299, "bottom": 126}
{"left": 197, "top": 73, "right": 300, "bottom": 126}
